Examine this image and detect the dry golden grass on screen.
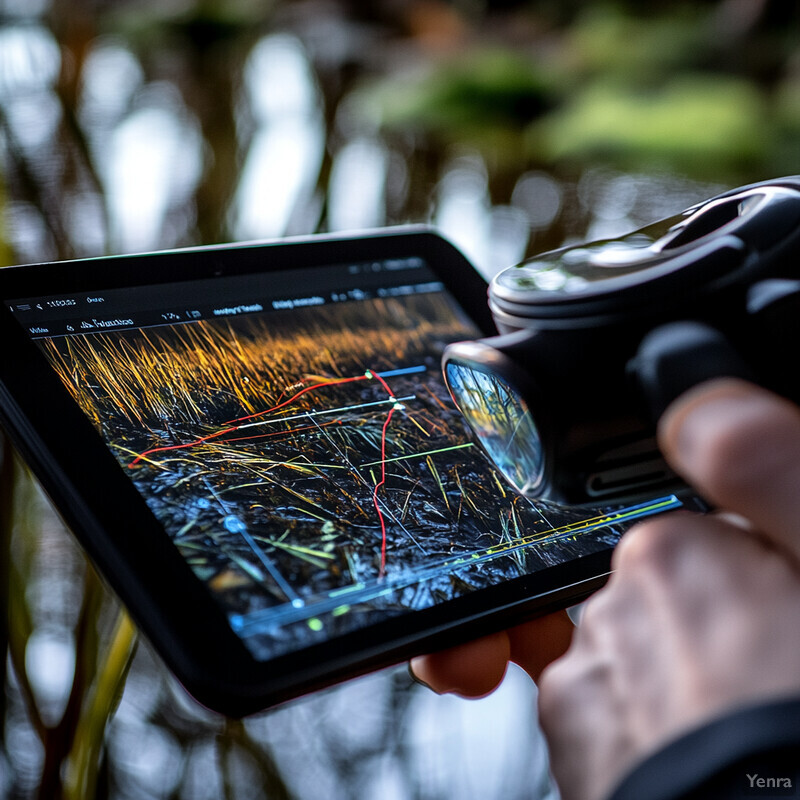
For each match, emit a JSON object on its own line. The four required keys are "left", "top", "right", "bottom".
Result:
{"left": 40, "top": 296, "right": 453, "bottom": 430}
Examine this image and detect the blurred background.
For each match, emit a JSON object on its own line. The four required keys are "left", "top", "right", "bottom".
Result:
{"left": 2, "top": 0, "right": 800, "bottom": 798}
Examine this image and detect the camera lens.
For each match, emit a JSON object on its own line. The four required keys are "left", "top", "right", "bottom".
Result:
{"left": 444, "top": 360, "right": 544, "bottom": 496}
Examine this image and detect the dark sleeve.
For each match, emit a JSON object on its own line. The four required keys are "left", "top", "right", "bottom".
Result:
{"left": 607, "top": 696, "right": 800, "bottom": 800}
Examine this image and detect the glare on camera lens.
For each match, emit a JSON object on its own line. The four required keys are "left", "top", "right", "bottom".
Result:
{"left": 445, "top": 361, "right": 544, "bottom": 496}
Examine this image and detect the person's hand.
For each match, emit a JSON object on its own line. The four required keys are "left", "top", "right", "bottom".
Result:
{"left": 410, "top": 610, "right": 573, "bottom": 696}
{"left": 539, "top": 378, "right": 800, "bottom": 800}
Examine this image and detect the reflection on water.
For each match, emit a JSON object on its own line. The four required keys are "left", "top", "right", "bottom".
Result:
{"left": 3, "top": 1, "right": 798, "bottom": 797}
{"left": 106, "top": 101, "right": 203, "bottom": 252}
{"left": 327, "top": 136, "right": 389, "bottom": 231}
{"left": 0, "top": 8, "right": 726, "bottom": 274}
{"left": 108, "top": 648, "right": 553, "bottom": 800}
{"left": 233, "top": 34, "right": 326, "bottom": 239}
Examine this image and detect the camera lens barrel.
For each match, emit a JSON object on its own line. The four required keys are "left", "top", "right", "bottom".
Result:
{"left": 443, "top": 177, "right": 800, "bottom": 506}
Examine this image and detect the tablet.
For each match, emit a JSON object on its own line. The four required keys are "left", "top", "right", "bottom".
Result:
{"left": 0, "top": 229, "right": 699, "bottom": 715}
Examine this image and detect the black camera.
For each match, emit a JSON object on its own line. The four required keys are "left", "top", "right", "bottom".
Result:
{"left": 443, "top": 177, "right": 800, "bottom": 506}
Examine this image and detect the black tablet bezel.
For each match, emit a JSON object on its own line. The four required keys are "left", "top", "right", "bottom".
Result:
{"left": 0, "top": 228, "right": 616, "bottom": 716}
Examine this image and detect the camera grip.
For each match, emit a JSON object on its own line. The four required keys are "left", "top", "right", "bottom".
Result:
{"left": 629, "top": 321, "right": 756, "bottom": 422}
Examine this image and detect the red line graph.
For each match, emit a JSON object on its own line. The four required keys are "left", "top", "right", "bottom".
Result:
{"left": 129, "top": 373, "right": 372, "bottom": 466}
{"left": 128, "top": 424, "right": 240, "bottom": 466}
{"left": 128, "top": 368, "right": 400, "bottom": 576}
{"left": 373, "top": 405, "right": 395, "bottom": 577}
{"left": 222, "top": 374, "right": 369, "bottom": 425}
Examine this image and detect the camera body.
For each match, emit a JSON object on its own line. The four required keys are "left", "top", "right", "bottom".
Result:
{"left": 443, "top": 177, "right": 800, "bottom": 506}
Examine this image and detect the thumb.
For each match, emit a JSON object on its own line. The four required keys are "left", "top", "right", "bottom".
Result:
{"left": 658, "top": 378, "right": 800, "bottom": 562}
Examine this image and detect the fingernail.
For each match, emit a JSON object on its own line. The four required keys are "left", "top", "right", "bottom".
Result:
{"left": 566, "top": 602, "right": 585, "bottom": 626}
{"left": 407, "top": 661, "right": 439, "bottom": 693}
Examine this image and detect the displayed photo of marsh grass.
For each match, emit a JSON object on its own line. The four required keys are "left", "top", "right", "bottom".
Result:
{"left": 39, "top": 291, "right": 636, "bottom": 660}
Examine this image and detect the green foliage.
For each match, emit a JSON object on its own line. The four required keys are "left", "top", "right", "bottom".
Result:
{"left": 62, "top": 613, "right": 137, "bottom": 800}
{"left": 567, "top": 4, "right": 710, "bottom": 82}
{"left": 775, "top": 78, "right": 800, "bottom": 133}
{"left": 105, "top": 0, "right": 272, "bottom": 46}
{"left": 358, "top": 49, "right": 557, "bottom": 163}
{"left": 532, "top": 75, "right": 770, "bottom": 178}
{"left": 350, "top": 2, "right": 800, "bottom": 183}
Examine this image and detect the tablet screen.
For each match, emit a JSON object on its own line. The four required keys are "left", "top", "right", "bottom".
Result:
{"left": 8, "top": 255, "right": 682, "bottom": 662}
